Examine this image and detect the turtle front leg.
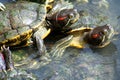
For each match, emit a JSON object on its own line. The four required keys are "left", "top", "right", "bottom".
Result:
{"left": 35, "top": 36, "right": 46, "bottom": 55}
{"left": 33, "top": 26, "right": 51, "bottom": 55}
{"left": 1, "top": 45, "right": 14, "bottom": 70}
{"left": 0, "top": 2, "right": 6, "bottom": 11}
{"left": 33, "top": 35, "right": 52, "bottom": 62}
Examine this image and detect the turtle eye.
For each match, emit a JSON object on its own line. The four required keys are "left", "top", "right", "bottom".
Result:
{"left": 103, "top": 29, "right": 108, "bottom": 35}
{"left": 69, "top": 13, "right": 74, "bottom": 19}
{"left": 91, "top": 33, "right": 100, "bottom": 39}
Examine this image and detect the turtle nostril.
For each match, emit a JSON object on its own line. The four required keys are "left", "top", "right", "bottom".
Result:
{"left": 105, "top": 24, "right": 112, "bottom": 29}
{"left": 105, "top": 24, "right": 114, "bottom": 33}
{"left": 69, "top": 13, "right": 74, "bottom": 18}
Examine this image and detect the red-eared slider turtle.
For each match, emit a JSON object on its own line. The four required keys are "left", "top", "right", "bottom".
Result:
{"left": 51, "top": 24, "right": 114, "bottom": 57}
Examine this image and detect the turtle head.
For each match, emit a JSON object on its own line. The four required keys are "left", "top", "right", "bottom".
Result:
{"left": 85, "top": 24, "right": 114, "bottom": 48}
{"left": 46, "top": 8, "right": 79, "bottom": 32}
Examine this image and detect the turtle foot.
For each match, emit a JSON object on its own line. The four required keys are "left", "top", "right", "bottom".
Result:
{"left": 35, "top": 36, "right": 47, "bottom": 55}
{"left": 1, "top": 45, "right": 10, "bottom": 53}
{"left": 1, "top": 45, "right": 14, "bottom": 70}
{"left": 0, "top": 2, "right": 6, "bottom": 11}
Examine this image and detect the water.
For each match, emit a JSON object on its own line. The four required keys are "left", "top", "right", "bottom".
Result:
{"left": 0, "top": 0, "right": 120, "bottom": 80}
{"left": 0, "top": 0, "right": 14, "bottom": 3}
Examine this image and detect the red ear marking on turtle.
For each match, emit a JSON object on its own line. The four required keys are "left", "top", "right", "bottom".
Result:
{"left": 57, "top": 16, "right": 67, "bottom": 21}
{"left": 92, "top": 33, "right": 100, "bottom": 39}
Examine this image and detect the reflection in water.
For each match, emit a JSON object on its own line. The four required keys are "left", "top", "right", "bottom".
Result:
{"left": 91, "top": 42, "right": 117, "bottom": 55}
{"left": 29, "top": 44, "right": 118, "bottom": 80}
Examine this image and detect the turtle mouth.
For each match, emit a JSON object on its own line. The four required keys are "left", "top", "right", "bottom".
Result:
{"left": 99, "top": 25, "right": 114, "bottom": 47}
{"left": 88, "top": 24, "right": 114, "bottom": 47}
{"left": 68, "top": 9, "right": 79, "bottom": 24}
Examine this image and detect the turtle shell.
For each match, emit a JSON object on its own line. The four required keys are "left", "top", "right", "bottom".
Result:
{"left": 0, "top": 1, "right": 48, "bottom": 47}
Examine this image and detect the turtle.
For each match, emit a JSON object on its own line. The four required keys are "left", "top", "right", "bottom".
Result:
{"left": 50, "top": 24, "right": 114, "bottom": 58}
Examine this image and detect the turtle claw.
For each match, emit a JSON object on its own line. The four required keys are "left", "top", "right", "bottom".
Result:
{"left": 0, "top": 2, "right": 6, "bottom": 11}
{"left": 1, "top": 45, "right": 10, "bottom": 53}
{"left": 50, "top": 35, "right": 73, "bottom": 59}
{"left": 1, "top": 45, "right": 8, "bottom": 52}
